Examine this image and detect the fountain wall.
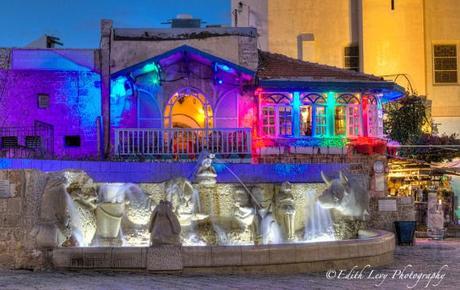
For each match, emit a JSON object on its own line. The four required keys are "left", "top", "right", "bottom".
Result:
{"left": 0, "top": 164, "right": 392, "bottom": 270}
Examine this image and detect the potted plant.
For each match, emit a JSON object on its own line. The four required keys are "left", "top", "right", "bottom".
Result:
{"left": 394, "top": 221, "right": 416, "bottom": 245}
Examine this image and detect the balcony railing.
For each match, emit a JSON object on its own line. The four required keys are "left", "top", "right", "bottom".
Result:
{"left": 114, "top": 128, "right": 252, "bottom": 159}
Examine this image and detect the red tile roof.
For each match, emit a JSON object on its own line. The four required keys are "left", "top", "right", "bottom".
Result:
{"left": 257, "top": 50, "right": 384, "bottom": 82}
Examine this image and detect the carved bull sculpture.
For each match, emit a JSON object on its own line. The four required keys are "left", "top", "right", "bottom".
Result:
{"left": 318, "top": 171, "right": 369, "bottom": 219}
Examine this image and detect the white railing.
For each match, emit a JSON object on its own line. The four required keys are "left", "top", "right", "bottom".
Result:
{"left": 114, "top": 128, "right": 252, "bottom": 158}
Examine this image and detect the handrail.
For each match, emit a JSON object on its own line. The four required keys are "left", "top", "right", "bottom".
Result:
{"left": 114, "top": 128, "right": 252, "bottom": 159}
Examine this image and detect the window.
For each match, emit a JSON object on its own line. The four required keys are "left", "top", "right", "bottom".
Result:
{"left": 25, "top": 136, "right": 41, "bottom": 149}
{"left": 260, "top": 94, "right": 292, "bottom": 137}
{"left": 363, "top": 95, "right": 379, "bottom": 137}
{"left": 337, "top": 94, "right": 361, "bottom": 137}
{"left": 1, "top": 136, "right": 19, "bottom": 148}
{"left": 334, "top": 106, "right": 346, "bottom": 135}
{"left": 315, "top": 106, "right": 327, "bottom": 136}
{"left": 64, "top": 136, "right": 81, "bottom": 147}
{"left": 344, "top": 46, "right": 359, "bottom": 72}
{"left": 302, "top": 94, "right": 327, "bottom": 137}
{"left": 433, "top": 45, "right": 457, "bottom": 84}
{"left": 347, "top": 105, "right": 360, "bottom": 136}
{"left": 262, "top": 107, "right": 275, "bottom": 136}
{"left": 300, "top": 105, "right": 313, "bottom": 136}
{"left": 37, "top": 94, "right": 49, "bottom": 109}
{"left": 278, "top": 106, "right": 292, "bottom": 136}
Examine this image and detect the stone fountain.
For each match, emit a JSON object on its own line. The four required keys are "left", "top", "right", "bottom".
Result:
{"left": 0, "top": 156, "right": 395, "bottom": 273}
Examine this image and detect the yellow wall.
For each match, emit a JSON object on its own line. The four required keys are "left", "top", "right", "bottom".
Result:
{"left": 231, "top": 0, "right": 460, "bottom": 133}
{"left": 267, "top": 0, "right": 353, "bottom": 66}
{"left": 425, "top": 0, "right": 460, "bottom": 120}
{"left": 361, "top": 0, "right": 426, "bottom": 95}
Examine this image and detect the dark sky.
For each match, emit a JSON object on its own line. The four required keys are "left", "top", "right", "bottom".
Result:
{"left": 0, "top": 0, "right": 230, "bottom": 48}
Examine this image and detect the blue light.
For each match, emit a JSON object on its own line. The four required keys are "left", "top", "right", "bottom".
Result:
{"left": 220, "top": 64, "right": 231, "bottom": 72}
{"left": 111, "top": 76, "right": 130, "bottom": 98}
{"left": 215, "top": 63, "right": 233, "bottom": 73}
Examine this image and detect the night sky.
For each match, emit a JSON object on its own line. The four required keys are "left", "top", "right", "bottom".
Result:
{"left": 0, "top": 0, "right": 230, "bottom": 48}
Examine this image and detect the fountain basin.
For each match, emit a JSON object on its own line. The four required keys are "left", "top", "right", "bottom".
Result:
{"left": 52, "top": 229, "right": 394, "bottom": 274}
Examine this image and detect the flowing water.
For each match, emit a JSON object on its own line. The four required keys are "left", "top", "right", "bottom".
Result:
{"left": 303, "top": 191, "right": 336, "bottom": 242}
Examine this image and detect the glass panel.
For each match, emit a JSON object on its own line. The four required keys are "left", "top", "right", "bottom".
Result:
{"left": 434, "top": 45, "right": 458, "bottom": 83}
{"left": 300, "top": 105, "right": 312, "bottom": 136}
{"left": 335, "top": 106, "right": 346, "bottom": 135}
{"left": 262, "top": 106, "right": 275, "bottom": 136}
{"left": 347, "top": 105, "right": 360, "bottom": 136}
{"left": 434, "top": 45, "right": 456, "bottom": 57}
{"left": 315, "top": 106, "right": 326, "bottom": 136}
{"left": 367, "top": 103, "right": 377, "bottom": 137}
{"left": 279, "top": 106, "right": 292, "bottom": 136}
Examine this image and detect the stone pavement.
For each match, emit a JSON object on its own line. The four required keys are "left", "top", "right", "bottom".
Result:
{"left": 0, "top": 238, "right": 458, "bottom": 290}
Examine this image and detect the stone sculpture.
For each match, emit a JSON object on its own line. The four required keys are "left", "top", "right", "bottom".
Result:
{"left": 165, "top": 177, "right": 206, "bottom": 226}
{"left": 67, "top": 173, "right": 98, "bottom": 246}
{"left": 165, "top": 177, "right": 207, "bottom": 244}
{"left": 233, "top": 189, "right": 256, "bottom": 230}
{"left": 250, "top": 186, "right": 274, "bottom": 244}
{"left": 275, "top": 182, "right": 296, "bottom": 240}
{"left": 149, "top": 200, "right": 181, "bottom": 245}
{"left": 318, "top": 171, "right": 369, "bottom": 219}
{"left": 94, "top": 183, "right": 127, "bottom": 246}
{"left": 194, "top": 154, "right": 217, "bottom": 186}
{"left": 35, "top": 171, "right": 92, "bottom": 248}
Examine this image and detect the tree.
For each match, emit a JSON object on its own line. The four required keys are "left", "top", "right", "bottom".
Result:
{"left": 384, "top": 95, "right": 460, "bottom": 162}
{"left": 384, "top": 95, "right": 428, "bottom": 144}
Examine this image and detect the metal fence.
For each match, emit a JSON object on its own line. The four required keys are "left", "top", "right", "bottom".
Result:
{"left": 114, "top": 127, "right": 252, "bottom": 159}
{"left": 0, "top": 121, "right": 54, "bottom": 158}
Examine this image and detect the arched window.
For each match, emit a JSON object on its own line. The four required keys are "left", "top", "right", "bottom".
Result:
{"left": 313, "top": 95, "right": 327, "bottom": 137}
{"left": 164, "top": 88, "right": 213, "bottom": 129}
{"left": 337, "top": 94, "right": 361, "bottom": 137}
{"left": 335, "top": 96, "right": 347, "bottom": 136}
{"left": 299, "top": 94, "right": 315, "bottom": 136}
{"left": 363, "top": 95, "right": 378, "bottom": 137}
{"left": 260, "top": 94, "right": 292, "bottom": 137}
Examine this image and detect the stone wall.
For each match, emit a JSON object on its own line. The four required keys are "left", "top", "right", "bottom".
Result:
{"left": 0, "top": 169, "right": 100, "bottom": 270}
{"left": 0, "top": 69, "right": 101, "bottom": 158}
{"left": 0, "top": 48, "right": 11, "bottom": 69}
{"left": 0, "top": 170, "right": 47, "bottom": 269}
{"left": 367, "top": 196, "right": 416, "bottom": 233}
{"left": 110, "top": 26, "right": 259, "bottom": 73}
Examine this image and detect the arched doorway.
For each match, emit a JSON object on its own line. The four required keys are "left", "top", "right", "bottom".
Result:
{"left": 164, "top": 88, "right": 213, "bottom": 129}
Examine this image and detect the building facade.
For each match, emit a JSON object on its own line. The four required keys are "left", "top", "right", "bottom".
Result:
{"left": 0, "top": 19, "right": 402, "bottom": 161}
{"left": 232, "top": 0, "right": 460, "bottom": 135}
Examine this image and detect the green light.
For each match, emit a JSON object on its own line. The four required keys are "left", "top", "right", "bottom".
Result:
{"left": 111, "top": 76, "right": 129, "bottom": 98}
{"left": 326, "top": 92, "right": 336, "bottom": 137}
{"left": 293, "top": 92, "right": 301, "bottom": 136}
{"left": 142, "top": 62, "right": 161, "bottom": 85}
{"left": 142, "top": 63, "right": 159, "bottom": 74}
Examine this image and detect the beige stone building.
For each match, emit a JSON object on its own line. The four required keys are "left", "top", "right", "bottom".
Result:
{"left": 232, "top": 0, "right": 460, "bottom": 135}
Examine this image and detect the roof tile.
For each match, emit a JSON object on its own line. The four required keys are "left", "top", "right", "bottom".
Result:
{"left": 257, "top": 50, "right": 384, "bottom": 82}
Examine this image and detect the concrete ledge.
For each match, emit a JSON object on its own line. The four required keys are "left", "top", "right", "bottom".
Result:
{"left": 52, "top": 230, "right": 395, "bottom": 274}
{"left": 0, "top": 158, "right": 349, "bottom": 183}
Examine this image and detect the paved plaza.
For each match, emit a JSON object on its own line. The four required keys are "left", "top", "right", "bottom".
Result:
{"left": 0, "top": 238, "right": 458, "bottom": 290}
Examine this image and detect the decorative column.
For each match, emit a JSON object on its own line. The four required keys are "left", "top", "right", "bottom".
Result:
{"left": 326, "top": 91, "right": 336, "bottom": 137}
{"left": 292, "top": 92, "right": 301, "bottom": 137}
{"left": 100, "top": 19, "right": 112, "bottom": 158}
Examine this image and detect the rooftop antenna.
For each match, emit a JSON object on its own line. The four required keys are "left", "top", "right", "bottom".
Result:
{"left": 46, "top": 35, "right": 63, "bottom": 48}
